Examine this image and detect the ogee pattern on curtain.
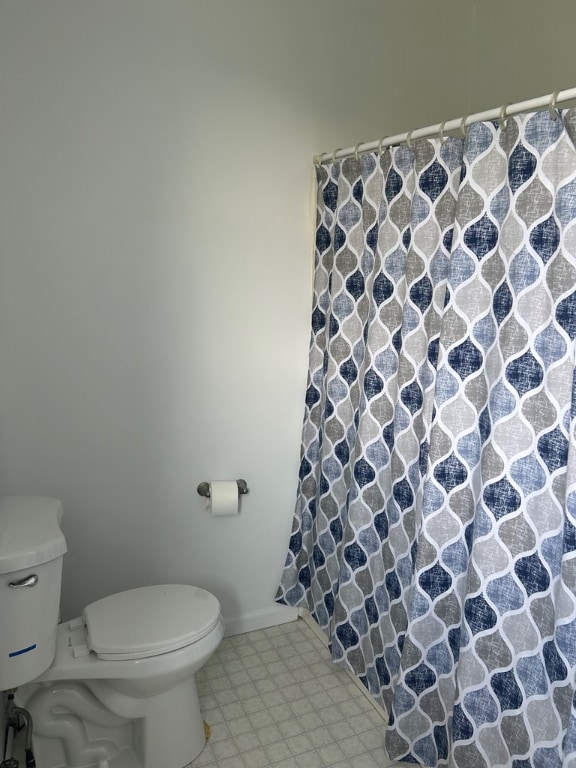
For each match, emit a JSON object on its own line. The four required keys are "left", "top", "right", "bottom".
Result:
{"left": 277, "top": 109, "right": 576, "bottom": 768}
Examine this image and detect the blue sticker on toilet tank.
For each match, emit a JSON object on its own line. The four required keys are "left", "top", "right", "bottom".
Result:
{"left": 8, "top": 644, "right": 36, "bottom": 658}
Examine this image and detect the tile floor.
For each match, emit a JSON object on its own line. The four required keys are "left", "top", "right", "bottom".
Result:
{"left": 191, "top": 617, "right": 398, "bottom": 768}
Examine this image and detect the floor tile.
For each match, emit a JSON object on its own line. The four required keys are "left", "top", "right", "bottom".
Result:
{"left": 190, "top": 617, "right": 395, "bottom": 768}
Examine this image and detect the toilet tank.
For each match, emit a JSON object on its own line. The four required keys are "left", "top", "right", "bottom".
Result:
{"left": 0, "top": 497, "right": 67, "bottom": 690}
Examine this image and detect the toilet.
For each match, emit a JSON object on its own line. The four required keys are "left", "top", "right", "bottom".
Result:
{"left": 0, "top": 496, "right": 224, "bottom": 768}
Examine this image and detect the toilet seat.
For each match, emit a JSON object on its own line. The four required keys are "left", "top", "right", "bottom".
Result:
{"left": 81, "top": 585, "right": 221, "bottom": 661}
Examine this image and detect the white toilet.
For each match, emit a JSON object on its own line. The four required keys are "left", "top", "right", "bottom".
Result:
{"left": 0, "top": 496, "right": 224, "bottom": 768}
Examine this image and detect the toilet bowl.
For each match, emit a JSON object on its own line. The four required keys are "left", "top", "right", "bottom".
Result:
{"left": 0, "top": 497, "right": 224, "bottom": 768}
{"left": 18, "top": 584, "right": 224, "bottom": 768}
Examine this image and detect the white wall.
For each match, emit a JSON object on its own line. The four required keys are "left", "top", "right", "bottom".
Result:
{"left": 470, "top": 0, "right": 576, "bottom": 112}
{"left": 0, "top": 0, "right": 474, "bottom": 630}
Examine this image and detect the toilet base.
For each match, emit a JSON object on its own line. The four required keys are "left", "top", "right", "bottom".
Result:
{"left": 19, "top": 676, "right": 208, "bottom": 768}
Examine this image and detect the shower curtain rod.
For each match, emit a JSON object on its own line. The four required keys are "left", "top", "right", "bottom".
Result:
{"left": 314, "top": 86, "right": 576, "bottom": 165}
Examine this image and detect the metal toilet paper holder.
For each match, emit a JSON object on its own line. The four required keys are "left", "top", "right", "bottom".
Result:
{"left": 197, "top": 479, "right": 249, "bottom": 499}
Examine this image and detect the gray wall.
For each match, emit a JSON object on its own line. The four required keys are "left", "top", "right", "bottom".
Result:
{"left": 0, "top": 0, "right": 473, "bottom": 629}
{"left": 470, "top": 0, "right": 576, "bottom": 112}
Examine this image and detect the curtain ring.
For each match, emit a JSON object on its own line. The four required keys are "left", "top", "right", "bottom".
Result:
{"left": 439, "top": 120, "right": 447, "bottom": 143}
{"left": 331, "top": 148, "right": 342, "bottom": 164}
{"left": 549, "top": 90, "right": 560, "bottom": 120}
{"left": 499, "top": 104, "right": 509, "bottom": 130}
{"left": 354, "top": 141, "right": 364, "bottom": 161}
{"left": 378, "top": 136, "right": 389, "bottom": 157}
{"left": 406, "top": 129, "right": 415, "bottom": 149}
{"left": 460, "top": 115, "right": 468, "bottom": 138}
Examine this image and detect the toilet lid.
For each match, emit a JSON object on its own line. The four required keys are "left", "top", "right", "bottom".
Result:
{"left": 83, "top": 585, "right": 221, "bottom": 660}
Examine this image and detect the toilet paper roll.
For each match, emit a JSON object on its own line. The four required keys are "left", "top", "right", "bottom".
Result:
{"left": 209, "top": 481, "right": 240, "bottom": 516}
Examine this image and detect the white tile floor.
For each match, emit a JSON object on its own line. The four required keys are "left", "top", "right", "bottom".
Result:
{"left": 191, "top": 617, "right": 397, "bottom": 768}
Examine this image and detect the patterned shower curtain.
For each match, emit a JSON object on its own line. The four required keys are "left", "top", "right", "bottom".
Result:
{"left": 277, "top": 108, "right": 576, "bottom": 768}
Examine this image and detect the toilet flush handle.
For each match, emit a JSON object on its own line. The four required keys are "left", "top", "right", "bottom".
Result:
{"left": 8, "top": 574, "right": 39, "bottom": 588}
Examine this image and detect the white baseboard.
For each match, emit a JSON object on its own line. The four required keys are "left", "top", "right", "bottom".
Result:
{"left": 224, "top": 604, "right": 299, "bottom": 636}
{"left": 297, "top": 606, "right": 329, "bottom": 645}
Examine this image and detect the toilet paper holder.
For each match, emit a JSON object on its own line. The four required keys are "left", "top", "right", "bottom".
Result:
{"left": 197, "top": 479, "right": 249, "bottom": 499}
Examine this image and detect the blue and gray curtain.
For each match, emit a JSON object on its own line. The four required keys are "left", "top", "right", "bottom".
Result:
{"left": 277, "top": 108, "right": 576, "bottom": 768}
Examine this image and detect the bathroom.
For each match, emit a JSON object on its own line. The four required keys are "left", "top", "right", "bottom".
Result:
{"left": 1, "top": 0, "right": 575, "bottom": 766}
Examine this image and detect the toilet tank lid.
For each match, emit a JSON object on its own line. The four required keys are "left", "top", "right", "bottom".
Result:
{"left": 0, "top": 496, "right": 67, "bottom": 574}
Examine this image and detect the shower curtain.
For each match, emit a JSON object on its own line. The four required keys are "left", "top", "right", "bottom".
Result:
{"left": 277, "top": 108, "right": 576, "bottom": 768}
